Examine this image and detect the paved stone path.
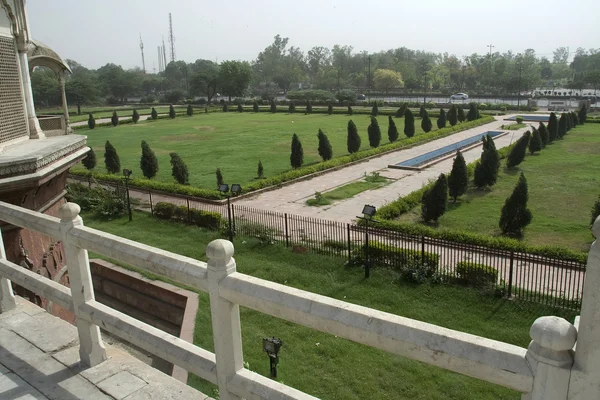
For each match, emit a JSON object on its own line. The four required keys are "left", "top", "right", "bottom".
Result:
{"left": 0, "top": 297, "right": 212, "bottom": 399}
{"left": 237, "top": 116, "right": 533, "bottom": 222}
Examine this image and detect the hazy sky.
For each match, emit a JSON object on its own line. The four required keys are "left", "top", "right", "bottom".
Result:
{"left": 27, "top": 0, "right": 599, "bottom": 70}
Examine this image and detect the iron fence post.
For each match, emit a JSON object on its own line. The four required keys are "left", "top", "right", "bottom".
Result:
{"left": 186, "top": 198, "right": 191, "bottom": 225}
{"left": 364, "top": 221, "right": 370, "bottom": 279}
{"left": 284, "top": 213, "right": 289, "bottom": 247}
{"left": 226, "top": 196, "right": 233, "bottom": 242}
{"left": 347, "top": 224, "right": 352, "bottom": 264}
{"left": 421, "top": 235, "right": 425, "bottom": 265}
{"left": 149, "top": 190, "right": 153, "bottom": 215}
{"left": 508, "top": 251, "right": 514, "bottom": 298}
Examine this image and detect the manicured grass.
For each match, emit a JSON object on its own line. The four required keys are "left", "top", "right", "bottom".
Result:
{"left": 84, "top": 211, "right": 577, "bottom": 400}
{"left": 395, "top": 123, "right": 600, "bottom": 252}
{"left": 504, "top": 123, "right": 526, "bottom": 130}
{"left": 307, "top": 175, "right": 390, "bottom": 206}
{"left": 73, "top": 112, "right": 431, "bottom": 189}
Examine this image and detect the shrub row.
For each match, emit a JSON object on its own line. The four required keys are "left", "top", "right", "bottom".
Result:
{"left": 370, "top": 219, "right": 587, "bottom": 263}
{"left": 68, "top": 171, "right": 223, "bottom": 199}
{"left": 350, "top": 241, "right": 439, "bottom": 270}
{"left": 243, "top": 116, "right": 495, "bottom": 192}
{"left": 72, "top": 112, "right": 190, "bottom": 131}
{"left": 153, "top": 202, "right": 221, "bottom": 230}
{"left": 377, "top": 138, "right": 517, "bottom": 220}
{"left": 455, "top": 262, "right": 498, "bottom": 288}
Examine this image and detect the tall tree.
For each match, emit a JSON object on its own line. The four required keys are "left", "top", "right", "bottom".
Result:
{"left": 140, "top": 140, "right": 159, "bottom": 179}
{"left": 82, "top": 148, "right": 97, "bottom": 171}
{"left": 507, "top": 131, "right": 531, "bottom": 167}
{"left": 371, "top": 102, "right": 379, "bottom": 117}
{"left": 421, "top": 173, "right": 448, "bottom": 223}
{"left": 368, "top": 117, "right": 382, "bottom": 148}
{"left": 218, "top": 60, "right": 253, "bottom": 102}
{"left": 529, "top": 129, "right": 542, "bottom": 154}
{"left": 474, "top": 135, "right": 500, "bottom": 188}
{"left": 448, "top": 105, "right": 458, "bottom": 126}
{"left": 499, "top": 172, "right": 532, "bottom": 236}
{"left": 290, "top": 134, "right": 304, "bottom": 168}
{"left": 404, "top": 108, "right": 415, "bottom": 138}
{"left": 111, "top": 111, "right": 119, "bottom": 126}
{"left": 457, "top": 106, "right": 466, "bottom": 123}
{"left": 189, "top": 60, "right": 220, "bottom": 103}
{"left": 170, "top": 153, "right": 189, "bottom": 185}
{"left": 538, "top": 122, "right": 549, "bottom": 147}
{"left": 87, "top": 113, "right": 95, "bottom": 129}
{"left": 387, "top": 115, "right": 399, "bottom": 142}
{"left": 104, "top": 141, "right": 120, "bottom": 174}
{"left": 421, "top": 110, "right": 433, "bottom": 133}
{"left": 373, "top": 69, "right": 404, "bottom": 94}
{"left": 558, "top": 113, "right": 567, "bottom": 138}
{"left": 448, "top": 150, "right": 468, "bottom": 202}
{"left": 437, "top": 108, "right": 447, "bottom": 129}
{"left": 547, "top": 112, "right": 558, "bottom": 142}
{"left": 347, "top": 120, "right": 361, "bottom": 153}
{"left": 317, "top": 129, "right": 333, "bottom": 161}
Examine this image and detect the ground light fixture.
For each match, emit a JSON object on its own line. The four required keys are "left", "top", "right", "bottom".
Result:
{"left": 262, "top": 337, "right": 283, "bottom": 378}
{"left": 357, "top": 204, "right": 377, "bottom": 278}
{"left": 219, "top": 183, "right": 242, "bottom": 242}
{"left": 122, "top": 169, "right": 132, "bottom": 221}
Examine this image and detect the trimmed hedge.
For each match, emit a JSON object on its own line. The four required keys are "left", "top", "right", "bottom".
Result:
{"left": 377, "top": 138, "right": 517, "bottom": 221}
{"left": 154, "top": 202, "right": 221, "bottom": 230}
{"left": 370, "top": 219, "right": 587, "bottom": 263}
{"left": 350, "top": 240, "right": 439, "bottom": 271}
{"left": 69, "top": 171, "right": 222, "bottom": 200}
{"left": 72, "top": 112, "right": 189, "bottom": 130}
{"left": 455, "top": 262, "right": 498, "bottom": 287}
{"left": 243, "top": 117, "right": 495, "bottom": 192}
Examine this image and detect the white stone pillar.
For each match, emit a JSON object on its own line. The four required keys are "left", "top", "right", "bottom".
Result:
{"left": 0, "top": 229, "right": 16, "bottom": 313}
{"left": 207, "top": 239, "right": 243, "bottom": 400}
{"left": 568, "top": 216, "right": 600, "bottom": 399}
{"left": 18, "top": 51, "right": 44, "bottom": 139}
{"left": 522, "top": 316, "right": 577, "bottom": 400}
{"left": 58, "top": 72, "right": 72, "bottom": 134}
{"left": 59, "top": 203, "right": 106, "bottom": 367}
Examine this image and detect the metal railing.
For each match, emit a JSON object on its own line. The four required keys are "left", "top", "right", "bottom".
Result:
{"left": 0, "top": 201, "right": 596, "bottom": 399}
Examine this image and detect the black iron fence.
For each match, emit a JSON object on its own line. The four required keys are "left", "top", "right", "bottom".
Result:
{"left": 72, "top": 176, "right": 586, "bottom": 311}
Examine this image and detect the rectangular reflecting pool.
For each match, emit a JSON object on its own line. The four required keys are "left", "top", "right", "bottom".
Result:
{"left": 506, "top": 115, "right": 550, "bottom": 122}
{"left": 390, "top": 131, "right": 504, "bottom": 169}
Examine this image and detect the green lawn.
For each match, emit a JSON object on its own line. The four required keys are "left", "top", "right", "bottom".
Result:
{"left": 307, "top": 174, "right": 390, "bottom": 206}
{"left": 73, "top": 112, "right": 432, "bottom": 189}
{"left": 83, "top": 211, "right": 577, "bottom": 400}
{"left": 395, "top": 123, "right": 600, "bottom": 252}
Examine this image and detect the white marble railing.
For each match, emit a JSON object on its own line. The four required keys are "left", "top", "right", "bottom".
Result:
{"left": 0, "top": 201, "right": 598, "bottom": 400}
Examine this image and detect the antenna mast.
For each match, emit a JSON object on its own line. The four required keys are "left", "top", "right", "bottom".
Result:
{"left": 162, "top": 35, "right": 168, "bottom": 67}
{"left": 139, "top": 33, "right": 146, "bottom": 73}
{"left": 168, "top": 13, "right": 175, "bottom": 62}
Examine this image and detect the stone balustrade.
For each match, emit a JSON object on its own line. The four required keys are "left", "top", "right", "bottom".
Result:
{"left": 0, "top": 200, "right": 598, "bottom": 399}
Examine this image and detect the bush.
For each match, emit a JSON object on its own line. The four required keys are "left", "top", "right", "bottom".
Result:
{"left": 238, "top": 103, "right": 243, "bottom": 113}
{"left": 499, "top": 172, "right": 532, "bottom": 236}
{"left": 387, "top": 115, "right": 399, "bottom": 143}
{"left": 104, "top": 141, "right": 120, "bottom": 174}
{"left": 270, "top": 101, "right": 277, "bottom": 113}
{"left": 222, "top": 103, "right": 229, "bottom": 112}
{"left": 111, "top": 111, "right": 119, "bottom": 127}
{"left": 448, "top": 105, "right": 458, "bottom": 126}
{"left": 132, "top": 109, "right": 140, "bottom": 123}
{"left": 367, "top": 117, "right": 381, "bottom": 148}
{"left": 590, "top": 195, "right": 600, "bottom": 228}
{"left": 170, "top": 152, "right": 189, "bottom": 185}
{"left": 548, "top": 112, "right": 558, "bottom": 142}
{"left": 257, "top": 160, "right": 264, "bottom": 179}
{"left": 154, "top": 202, "right": 222, "bottom": 230}
{"left": 448, "top": 150, "right": 468, "bottom": 202}
{"left": 529, "top": 129, "right": 542, "bottom": 154}
{"left": 82, "top": 148, "right": 97, "bottom": 171}
{"left": 88, "top": 113, "right": 95, "bottom": 129}
{"left": 288, "top": 102, "right": 295, "bottom": 113}
{"left": 335, "top": 89, "right": 357, "bottom": 104}
{"left": 290, "top": 133, "right": 303, "bottom": 169}
{"left": 317, "top": 129, "right": 333, "bottom": 161}
{"left": 151, "top": 107, "right": 158, "bottom": 120}
{"left": 579, "top": 106, "right": 587, "bottom": 124}
{"left": 327, "top": 103, "right": 333, "bottom": 115}
{"left": 140, "top": 140, "right": 159, "bottom": 179}
{"left": 169, "top": 104, "right": 176, "bottom": 119}
{"left": 306, "top": 100, "right": 312, "bottom": 114}
{"left": 420, "top": 110, "right": 432, "bottom": 133}
{"left": 371, "top": 102, "right": 379, "bottom": 116}
{"left": 216, "top": 168, "right": 224, "bottom": 188}
{"left": 538, "top": 122, "right": 549, "bottom": 147}
{"left": 506, "top": 131, "right": 530, "bottom": 167}
{"left": 457, "top": 107, "right": 465, "bottom": 123}
{"left": 516, "top": 116, "right": 524, "bottom": 124}
{"left": 466, "top": 103, "right": 478, "bottom": 121}
{"left": 558, "top": 113, "right": 567, "bottom": 138}
{"left": 455, "top": 262, "right": 498, "bottom": 288}
{"left": 404, "top": 108, "right": 415, "bottom": 138}
{"left": 395, "top": 104, "right": 406, "bottom": 118}
{"left": 253, "top": 100, "right": 259, "bottom": 113}
{"left": 421, "top": 173, "right": 448, "bottom": 222}
{"left": 347, "top": 119, "right": 361, "bottom": 154}
{"left": 474, "top": 134, "right": 500, "bottom": 188}
{"left": 349, "top": 241, "right": 438, "bottom": 276}
{"left": 437, "top": 108, "right": 446, "bottom": 129}
{"left": 66, "top": 183, "right": 125, "bottom": 220}
{"left": 187, "top": 104, "right": 194, "bottom": 116}
{"left": 347, "top": 105, "right": 353, "bottom": 115}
